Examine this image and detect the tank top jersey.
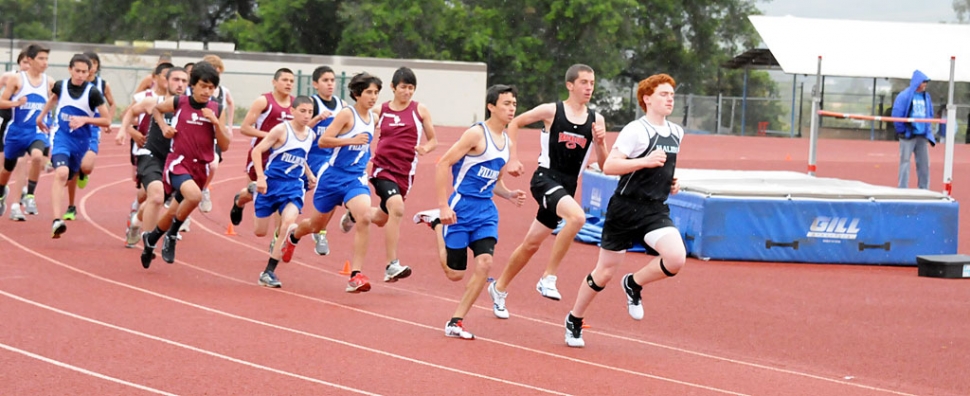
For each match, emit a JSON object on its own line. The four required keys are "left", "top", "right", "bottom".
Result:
{"left": 169, "top": 95, "right": 221, "bottom": 163}
{"left": 538, "top": 101, "right": 595, "bottom": 179}
{"left": 450, "top": 123, "right": 509, "bottom": 200}
{"left": 134, "top": 90, "right": 156, "bottom": 135}
{"left": 265, "top": 121, "right": 314, "bottom": 181}
{"left": 8, "top": 72, "right": 50, "bottom": 130}
{"left": 253, "top": 92, "right": 294, "bottom": 144}
{"left": 372, "top": 101, "right": 423, "bottom": 178}
{"left": 322, "top": 107, "right": 373, "bottom": 177}
{"left": 144, "top": 96, "right": 173, "bottom": 159}
{"left": 308, "top": 94, "right": 343, "bottom": 159}
{"left": 51, "top": 79, "right": 96, "bottom": 140}
{"left": 186, "top": 86, "right": 229, "bottom": 114}
{"left": 614, "top": 118, "right": 683, "bottom": 203}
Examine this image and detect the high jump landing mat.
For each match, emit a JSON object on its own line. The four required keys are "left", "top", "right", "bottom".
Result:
{"left": 581, "top": 169, "right": 959, "bottom": 265}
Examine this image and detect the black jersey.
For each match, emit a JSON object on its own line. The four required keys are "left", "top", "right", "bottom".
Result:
{"left": 614, "top": 118, "right": 683, "bottom": 203}
{"left": 537, "top": 101, "right": 595, "bottom": 179}
{"left": 144, "top": 96, "right": 175, "bottom": 159}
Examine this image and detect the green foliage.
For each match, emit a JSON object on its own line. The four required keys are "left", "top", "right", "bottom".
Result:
{"left": 12, "top": 0, "right": 769, "bottom": 129}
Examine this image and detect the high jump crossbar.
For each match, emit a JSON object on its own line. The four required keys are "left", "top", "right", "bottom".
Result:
{"left": 816, "top": 110, "right": 947, "bottom": 124}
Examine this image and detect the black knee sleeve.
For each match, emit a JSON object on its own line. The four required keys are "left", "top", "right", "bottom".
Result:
{"left": 585, "top": 273, "right": 604, "bottom": 292}
{"left": 446, "top": 248, "right": 467, "bottom": 271}
{"left": 469, "top": 237, "right": 496, "bottom": 257}
{"left": 660, "top": 259, "right": 677, "bottom": 277}
{"left": 3, "top": 158, "right": 16, "bottom": 172}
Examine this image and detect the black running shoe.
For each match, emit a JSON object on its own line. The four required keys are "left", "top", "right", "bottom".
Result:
{"left": 230, "top": 193, "right": 243, "bottom": 226}
{"left": 140, "top": 232, "right": 156, "bottom": 269}
{"left": 161, "top": 234, "right": 178, "bottom": 264}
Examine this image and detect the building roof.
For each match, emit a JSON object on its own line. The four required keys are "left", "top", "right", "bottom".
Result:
{"left": 748, "top": 15, "right": 970, "bottom": 82}
{"left": 721, "top": 48, "right": 780, "bottom": 70}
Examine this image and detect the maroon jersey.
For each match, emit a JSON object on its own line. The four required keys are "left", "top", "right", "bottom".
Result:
{"left": 171, "top": 95, "right": 221, "bottom": 163}
{"left": 372, "top": 101, "right": 424, "bottom": 181}
{"left": 247, "top": 92, "right": 293, "bottom": 180}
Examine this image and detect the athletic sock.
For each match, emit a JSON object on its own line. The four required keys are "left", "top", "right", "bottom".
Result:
{"left": 147, "top": 227, "right": 165, "bottom": 246}
{"left": 265, "top": 258, "right": 279, "bottom": 273}
{"left": 167, "top": 216, "right": 185, "bottom": 236}
{"left": 430, "top": 218, "right": 441, "bottom": 230}
{"left": 568, "top": 313, "right": 584, "bottom": 325}
{"left": 448, "top": 317, "right": 462, "bottom": 326}
{"left": 350, "top": 270, "right": 360, "bottom": 278}
{"left": 27, "top": 180, "right": 37, "bottom": 195}
{"left": 0, "top": 184, "right": 6, "bottom": 198}
{"left": 625, "top": 273, "right": 643, "bottom": 292}
{"left": 289, "top": 233, "right": 299, "bottom": 244}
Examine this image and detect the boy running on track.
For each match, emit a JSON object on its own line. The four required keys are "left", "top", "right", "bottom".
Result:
{"left": 36, "top": 54, "right": 110, "bottom": 238}
{"left": 122, "top": 64, "right": 185, "bottom": 249}
{"left": 1, "top": 51, "right": 34, "bottom": 221}
{"left": 563, "top": 74, "right": 686, "bottom": 348}
{"left": 412, "top": 84, "right": 526, "bottom": 340}
{"left": 251, "top": 96, "right": 317, "bottom": 288}
{"left": 304, "top": 66, "right": 343, "bottom": 256}
{"left": 356, "top": 66, "right": 438, "bottom": 282}
{"left": 140, "top": 62, "right": 230, "bottom": 266}
{"left": 0, "top": 44, "right": 54, "bottom": 220}
{"left": 229, "top": 69, "right": 294, "bottom": 227}
{"left": 197, "top": 54, "right": 235, "bottom": 214}
{"left": 489, "top": 64, "right": 608, "bottom": 318}
{"left": 63, "top": 52, "right": 117, "bottom": 221}
{"left": 280, "top": 72, "right": 383, "bottom": 293}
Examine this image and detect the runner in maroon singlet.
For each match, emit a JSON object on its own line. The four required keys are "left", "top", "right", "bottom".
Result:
{"left": 141, "top": 61, "right": 231, "bottom": 267}
{"left": 362, "top": 67, "right": 437, "bottom": 282}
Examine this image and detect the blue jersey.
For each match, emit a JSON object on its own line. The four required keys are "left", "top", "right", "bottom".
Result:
{"left": 265, "top": 121, "right": 314, "bottom": 181}
{"left": 450, "top": 122, "right": 509, "bottom": 200}
{"left": 307, "top": 94, "right": 343, "bottom": 167}
{"left": 8, "top": 72, "right": 49, "bottom": 131}
{"left": 51, "top": 80, "right": 97, "bottom": 142}
{"left": 319, "top": 107, "right": 373, "bottom": 179}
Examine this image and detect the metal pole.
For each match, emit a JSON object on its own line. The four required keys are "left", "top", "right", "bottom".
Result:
{"left": 715, "top": 68, "right": 722, "bottom": 134}
{"left": 808, "top": 56, "right": 822, "bottom": 176}
{"left": 943, "top": 56, "right": 957, "bottom": 197}
{"left": 870, "top": 78, "right": 877, "bottom": 140}
{"left": 790, "top": 74, "right": 797, "bottom": 137}
{"left": 741, "top": 68, "right": 748, "bottom": 136}
{"left": 52, "top": 0, "right": 57, "bottom": 41}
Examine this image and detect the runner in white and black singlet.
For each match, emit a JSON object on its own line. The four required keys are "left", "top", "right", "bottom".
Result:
{"left": 488, "top": 64, "right": 608, "bottom": 319}
{"left": 563, "top": 73, "right": 687, "bottom": 348}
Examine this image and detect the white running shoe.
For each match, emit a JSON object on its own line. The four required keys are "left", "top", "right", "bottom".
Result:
{"left": 22, "top": 194, "right": 38, "bottom": 215}
{"left": 564, "top": 315, "right": 585, "bottom": 348}
{"left": 412, "top": 208, "right": 441, "bottom": 226}
{"left": 339, "top": 211, "right": 355, "bottom": 233}
{"left": 125, "top": 212, "right": 141, "bottom": 248}
{"left": 384, "top": 260, "right": 412, "bottom": 282}
{"left": 199, "top": 189, "right": 213, "bottom": 213}
{"left": 444, "top": 320, "right": 475, "bottom": 340}
{"left": 9, "top": 203, "right": 25, "bottom": 221}
{"left": 488, "top": 281, "right": 510, "bottom": 319}
{"left": 622, "top": 273, "right": 644, "bottom": 320}
{"left": 179, "top": 217, "right": 191, "bottom": 232}
{"left": 536, "top": 275, "right": 562, "bottom": 300}
{"left": 312, "top": 231, "right": 330, "bottom": 255}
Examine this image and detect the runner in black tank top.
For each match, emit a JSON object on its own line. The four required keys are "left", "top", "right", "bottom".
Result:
{"left": 489, "top": 64, "right": 609, "bottom": 319}
{"left": 564, "top": 73, "right": 687, "bottom": 348}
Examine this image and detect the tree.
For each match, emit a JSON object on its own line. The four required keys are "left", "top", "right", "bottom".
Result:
{"left": 0, "top": 0, "right": 59, "bottom": 41}
{"left": 956, "top": 0, "right": 970, "bottom": 23}
{"left": 222, "top": 0, "right": 345, "bottom": 54}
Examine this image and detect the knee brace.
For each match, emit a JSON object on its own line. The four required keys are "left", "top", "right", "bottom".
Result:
{"left": 660, "top": 259, "right": 677, "bottom": 277}
{"left": 585, "top": 273, "right": 604, "bottom": 292}
{"left": 445, "top": 248, "right": 468, "bottom": 271}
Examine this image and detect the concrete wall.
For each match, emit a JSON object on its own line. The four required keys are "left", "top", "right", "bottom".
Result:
{"left": 1, "top": 39, "right": 487, "bottom": 127}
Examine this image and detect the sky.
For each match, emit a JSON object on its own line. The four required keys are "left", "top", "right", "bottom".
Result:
{"left": 758, "top": 0, "right": 961, "bottom": 23}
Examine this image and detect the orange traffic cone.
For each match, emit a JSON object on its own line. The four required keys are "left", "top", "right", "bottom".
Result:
{"left": 784, "top": 153, "right": 792, "bottom": 161}
{"left": 582, "top": 323, "right": 591, "bottom": 329}
{"left": 339, "top": 260, "right": 352, "bottom": 275}
{"left": 225, "top": 223, "right": 237, "bottom": 236}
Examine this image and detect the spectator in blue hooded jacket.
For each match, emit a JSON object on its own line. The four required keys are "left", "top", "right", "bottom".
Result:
{"left": 891, "top": 70, "right": 935, "bottom": 189}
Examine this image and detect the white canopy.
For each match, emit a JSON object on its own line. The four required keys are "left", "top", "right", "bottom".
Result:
{"left": 749, "top": 16, "right": 970, "bottom": 83}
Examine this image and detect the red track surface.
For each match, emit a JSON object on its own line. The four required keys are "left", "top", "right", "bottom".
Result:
{"left": 2, "top": 127, "right": 968, "bottom": 395}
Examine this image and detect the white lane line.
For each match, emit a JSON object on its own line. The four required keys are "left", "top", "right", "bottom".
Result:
{"left": 0, "top": 341, "right": 179, "bottom": 396}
